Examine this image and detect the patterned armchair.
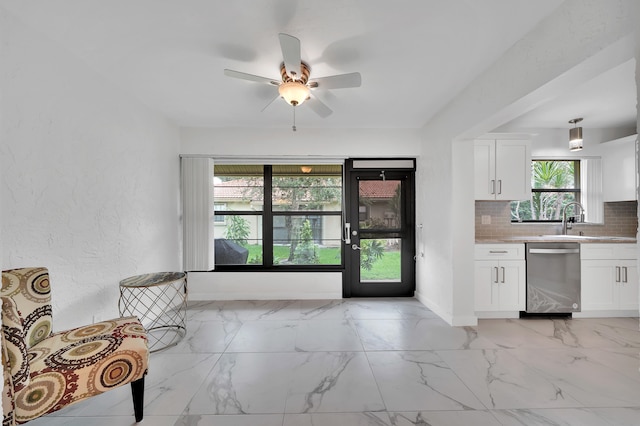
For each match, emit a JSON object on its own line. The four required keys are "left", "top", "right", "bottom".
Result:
{"left": 1, "top": 267, "right": 149, "bottom": 425}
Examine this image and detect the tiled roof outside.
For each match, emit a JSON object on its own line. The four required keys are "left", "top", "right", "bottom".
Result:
{"left": 358, "top": 180, "right": 400, "bottom": 199}
{"left": 214, "top": 180, "right": 263, "bottom": 200}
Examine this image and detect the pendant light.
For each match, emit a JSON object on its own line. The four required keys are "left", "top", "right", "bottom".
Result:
{"left": 568, "top": 118, "right": 583, "bottom": 151}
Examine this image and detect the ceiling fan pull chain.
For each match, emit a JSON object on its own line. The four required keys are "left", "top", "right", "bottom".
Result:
{"left": 292, "top": 106, "right": 297, "bottom": 132}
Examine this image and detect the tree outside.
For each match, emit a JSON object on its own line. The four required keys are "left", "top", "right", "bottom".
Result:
{"left": 511, "top": 160, "right": 577, "bottom": 221}
{"left": 224, "top": 215, "right": 250, "bottom": 246}
{"left": 272, "top": 174, "right": 341, "bottom": 262}
{"left": 293, "top": 219, "right": 319, "bottom": 264}
{"left": 360, "top": 239, "right": 385, "bottom": 271}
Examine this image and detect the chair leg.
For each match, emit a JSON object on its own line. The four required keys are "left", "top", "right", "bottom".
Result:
{"left": 131, "top": 377, "right": 145, "bottom": 422}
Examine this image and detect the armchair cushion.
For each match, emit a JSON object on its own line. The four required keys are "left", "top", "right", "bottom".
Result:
{"left": 15, "top": 317, "right": 147, "bottom": 423}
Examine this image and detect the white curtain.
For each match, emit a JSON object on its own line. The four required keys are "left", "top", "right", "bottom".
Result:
{"left": 181, "top": 157, "right": 215, "bottom": 271}
{"left": 581, "top": 158, "right": 603, "bottom": 224}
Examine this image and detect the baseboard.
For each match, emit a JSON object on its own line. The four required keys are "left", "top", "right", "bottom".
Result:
{"left": 188, "top": 292, "right": 342, "bottom": 301}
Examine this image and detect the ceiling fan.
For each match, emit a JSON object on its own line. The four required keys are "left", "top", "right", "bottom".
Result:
{"left": 224, "top": 33, "right": 362, "bottom": 127}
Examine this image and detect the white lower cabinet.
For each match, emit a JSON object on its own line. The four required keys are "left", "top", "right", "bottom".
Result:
{"left": 580, "top": 244, "right": 639, "bottom": 315}
{"left": 474, "top": 244, "right": 526, "bottom": 316}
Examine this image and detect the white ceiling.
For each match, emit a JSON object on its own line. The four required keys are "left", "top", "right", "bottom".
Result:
{"left": 5, "top": 0, "right": 634, "bottom": 131}
{"left": 498, "top": 59, "right": 638, "bottom": 131}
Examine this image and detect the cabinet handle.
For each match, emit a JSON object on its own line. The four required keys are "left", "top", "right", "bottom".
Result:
{"left": 623, "top": 266, "right": 628, "bottom": 283}
{"left": 494, "top": 267, "right": 499, "bottom": 283}
{"left": 615, "top": 266, "right": 621, "bottom": 282}
{"left": 490, "top": 180, "right": 496, "bottom": 195}
{"left": 489, "top": 250, "right": 508, "bottom": 254}
{"left": 498, "top": 180, "right": 502, "bottom": 195}
{"left": 500, "top": 266, "right": 505, "bottom": 283}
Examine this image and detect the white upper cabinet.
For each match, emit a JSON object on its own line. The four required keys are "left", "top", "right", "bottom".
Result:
{"left": 601, "top": 135, "right": 637, "bottom": 202}
{"left": 474, "top": 139, "right": 531, "bottom": 200}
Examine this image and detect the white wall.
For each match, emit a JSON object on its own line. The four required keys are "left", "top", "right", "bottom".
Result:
{"left": 0, "top": 9, "right": 181, "bottom": 330}
{"left": 414, "top": 128, "right": 454, "bottom": 321}
{"left": 189, "top": 272, "right": 342, "bottom": 300}
{"left": 181, "top": 127, "right": 422, "bottom": 157}
{"left": 416, "top": 0, "right": 637, "bottom": 325}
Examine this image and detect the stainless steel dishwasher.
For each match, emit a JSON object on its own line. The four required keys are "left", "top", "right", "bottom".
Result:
{"left": 525, "top": 242, "right": 581, "bottom": 314}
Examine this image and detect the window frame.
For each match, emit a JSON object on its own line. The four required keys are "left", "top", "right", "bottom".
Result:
{"left": 213, "top": 164, "right": 344, "bottom": 271}
{"left": 511, "top": 159, "right": 581, "bottom": 223}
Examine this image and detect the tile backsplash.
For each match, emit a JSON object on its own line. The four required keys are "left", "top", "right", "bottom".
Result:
{"left": 475, "top": 200, "right": 638, "bottom": 240}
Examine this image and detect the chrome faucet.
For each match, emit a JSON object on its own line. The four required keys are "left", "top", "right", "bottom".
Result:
{"left": 561, "top": 202, "right": 585, "bottom": 235}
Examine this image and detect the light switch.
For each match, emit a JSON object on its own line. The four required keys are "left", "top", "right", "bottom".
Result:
{"left": 481, "top": 215, "right": 491, "bottom": 225}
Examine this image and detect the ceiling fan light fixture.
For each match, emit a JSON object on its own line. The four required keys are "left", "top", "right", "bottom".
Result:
{"left": 278, "top": 81, "right": 310, "bottom": 106}
{"left": 568, "top": 118, "right": 583, "bottom": 151}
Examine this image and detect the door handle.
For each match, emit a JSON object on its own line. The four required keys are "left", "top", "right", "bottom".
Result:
{"left": 344, "top": 222, "right": 351, "bottom": 244}
{"left": 490, "top": 180, "right": 496, "bottom": 195}
{"left": 622, "top": 266, "right": 628, "bottom": 283}
{"left": 615, "top": 266, "right": 621, "bottom": 282}
{"left": 500, "top": 267, "right": 505, "bottom": 283}
{"left": 529, "top": 249, "right": 580, "bottom": 254}
{"left": 494, "top": 266, "right": 499, "bottom": 283}
{"left": 498, "top": 180, "right": 502, "bottom": 195}
{"left": 352, "top": 244, "right": 361, "bottom": 251}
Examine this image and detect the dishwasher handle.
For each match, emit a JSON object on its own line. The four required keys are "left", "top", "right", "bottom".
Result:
{"left": 528, "top": 248, "right": 580, "bottom": 254}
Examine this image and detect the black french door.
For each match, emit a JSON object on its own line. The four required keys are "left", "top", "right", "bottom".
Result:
{"left": 344, "top": 160, "right": 415, "bottom": 297}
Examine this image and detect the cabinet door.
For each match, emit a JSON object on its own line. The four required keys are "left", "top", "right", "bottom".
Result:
{"left": 474, "top": 260, "right": 498, "bottom": 311}
{"left": 495, "top": 140, "right": 531, "bottom": 200}
{"left": 581, "top": 260, "right": 617, "bottom": 310}
{"left": 474, "top": 140, "right": 496, "bottom": 200}
{"left": 498, "top": 260, "right": 525, "bottom": 311}
{"left": 618, "top": 260, "right": 639, "bottom": 311}
{"left": 602, "top": 136, "right": 637, "bottom": 202}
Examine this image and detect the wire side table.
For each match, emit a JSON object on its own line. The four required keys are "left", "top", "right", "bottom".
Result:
{"left": 119, "top": 272, "right": 187, "bottom": 352}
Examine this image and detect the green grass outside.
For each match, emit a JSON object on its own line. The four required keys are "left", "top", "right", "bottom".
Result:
{"left": 244, "top": 244, "right": 400, "bottom": 280}
{"left": 245, "top": 244, "right": 341, "bottom": 265}
{"left": 360, "top": 250, "right": 401, "bottom": 280}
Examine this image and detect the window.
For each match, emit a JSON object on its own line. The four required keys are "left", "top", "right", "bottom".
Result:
{"left": 213, "top": 203, "right": 226, "bottom": 222}
{"left": 358, "top": 205, "right": 368, "bottom": 222}
{"left": 213, "top": 164, "right": 343, "bottom": 268}
{"left": 511, "top": 160, "right": 580, "bottom": 222}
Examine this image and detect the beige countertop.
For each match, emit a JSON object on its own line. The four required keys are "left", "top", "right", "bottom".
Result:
{"left": 476, "top": 235, "right": 637, "bottom": 244}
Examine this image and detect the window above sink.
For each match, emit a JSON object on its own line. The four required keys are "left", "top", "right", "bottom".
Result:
{"left": 511, "top": 158, "right": 603, "bottom": 224}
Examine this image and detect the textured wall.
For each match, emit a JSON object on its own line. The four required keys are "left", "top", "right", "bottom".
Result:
{"left": 1, "top": 9, "right": 181, "bottom": 330}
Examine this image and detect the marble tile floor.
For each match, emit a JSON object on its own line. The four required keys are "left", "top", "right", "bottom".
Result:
{"left": 28, "top": 298, "right": 640, "bottom": 426}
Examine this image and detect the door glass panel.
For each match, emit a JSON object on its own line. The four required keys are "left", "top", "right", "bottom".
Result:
{"left": 360, "top": 239, "right": 401, "bottom": 282}
{"left": 359, "top": 180, "right": 402, "bottom": 229}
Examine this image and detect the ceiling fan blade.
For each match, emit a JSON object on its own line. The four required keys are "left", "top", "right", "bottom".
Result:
{"left": 309, "top": 72, "right": 361, "bottom": 89}
{"left": 224, "top": 69, "right": 280, "bottom": 85}
{"left": 306, "top": 95, "right": 332, "bottom": 118}
{"left": 278, "top": 33, "right": 301, "bottom": 78}
{"left": 261, "top": 93, "right": 281, "bottom": 112}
